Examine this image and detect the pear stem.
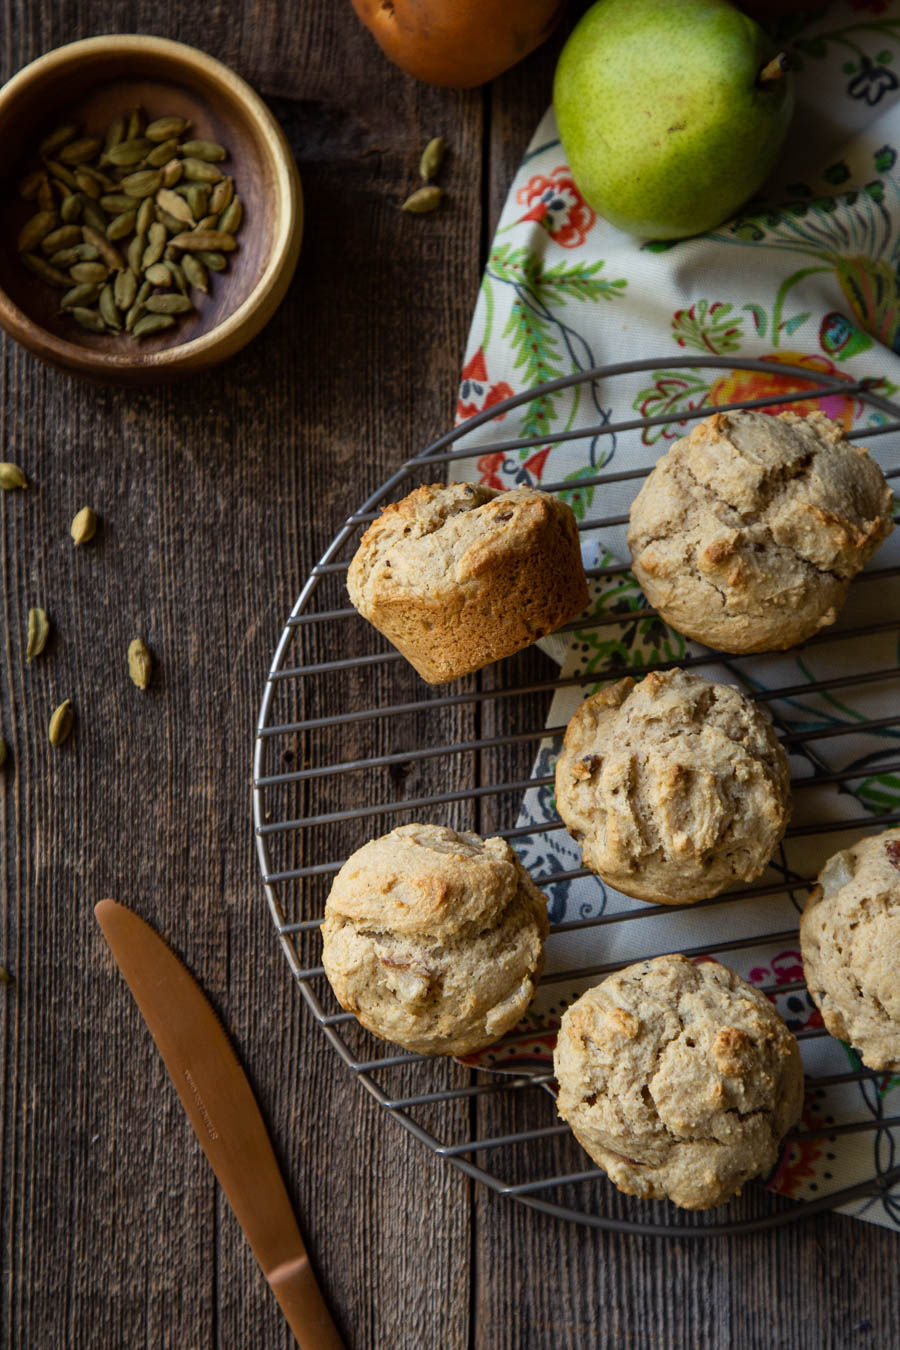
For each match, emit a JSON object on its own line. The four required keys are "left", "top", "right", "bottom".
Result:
{"left": 758, "top": 52, "right": 790, "bottom": 86}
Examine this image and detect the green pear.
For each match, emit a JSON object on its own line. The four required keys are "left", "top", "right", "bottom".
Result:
{"left": 553, "top": 0, "right": 794, "bottom": 239}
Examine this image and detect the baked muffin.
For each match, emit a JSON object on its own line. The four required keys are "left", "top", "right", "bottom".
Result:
{"left": 554, "top": 954, "right": 804, "bottom": 1210}
{"left": 554, "top": 668, "right": 791, "bottom": 905}
{"left": 347, "top": 481, "right": 588, "bottom": 682}
{"left": 627, "top": 409, "right": 893, "bottom": 654}
{"left": 800, "top": 829, "right": 900, "bottom": 1071}
{"left": 320, "top": 823, "right": 549, "bottom": 1056}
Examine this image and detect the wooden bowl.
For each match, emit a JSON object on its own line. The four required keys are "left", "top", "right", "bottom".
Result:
{"left": 0, "top": 35, "right": 302, "bottom": 383}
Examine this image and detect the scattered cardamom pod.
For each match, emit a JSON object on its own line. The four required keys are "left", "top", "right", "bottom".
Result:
{"left": 48, "top": 699, "right": 74, "bottom": 747}
{"left": 196, "top": 249, "right": 227, "bottom": 271}
{"left": 136, "top": 196, "right": 157, "bottom": 235}
{"left": 166, "top": 260, "right": 188, "bottom": 294}
{"left": 41, "top": 179, "right": 61, "bottom": 211}
{"left": 70, "top": 505, "right": 98, "bottom": 544}
{"left": 127, "top": 638, "right": 153, "bottom": 689}
{"left": 26, "top": 607, "right": 50, "bottom": 662}
{"left": 126, "top": 108, "right": 145, "bottom": 140}
{"left": 44, "top": 158, "right": 77, "bottom": 189}
{"left": 49, "top": 243, "right": 100, "bottom": 267}
{"left": 127, "top": 233, "right": 145, "bottom": 273}
{"left": 419, "top": 137, "right": 446, "bottom": 182}
{"left": 155, "top": 187, "right": 193, "bottom": 224}
{"left": 100, "top": 192, "right": 135, "bottom": 213}
{"left": 0, "top": 462, "right": 27, "bottom": 490}
{"left": 401, "top": 185, "right": 442, "bottom": 213}
{"left": 82, "top": 199, "right": 109, "bottom": 234}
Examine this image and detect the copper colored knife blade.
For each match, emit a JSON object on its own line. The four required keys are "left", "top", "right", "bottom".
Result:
{"left": 94, "top": 899, "right": 343, "bottom": 1350}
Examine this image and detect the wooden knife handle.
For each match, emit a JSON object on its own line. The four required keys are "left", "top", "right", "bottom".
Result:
{"left": 267, "top": 1253, "right": 345, "bottom": 1350}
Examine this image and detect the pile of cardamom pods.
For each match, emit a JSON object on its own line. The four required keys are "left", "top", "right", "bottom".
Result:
{"left": 16, "top": 110, "right": 243, "bottom": 339}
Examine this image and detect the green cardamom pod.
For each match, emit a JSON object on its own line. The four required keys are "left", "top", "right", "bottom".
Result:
{"left": 218, "top": 196, "right": 242, "bottom": 235}
{"left": 43, "top": 159, "right": 78, "bottom": 189}
{"left": 180, "top": 157, "right": 223, "bottom": 184}
{"left": 145, "top": 137, "right": 179, "bottom": 168}
{"left": 132, "top": 313, "right": 175, "bottom": 338}
{"left": 100, "top": 193, "right": 135, "bottom": 213}
{"left": 121, "top": 168, "right": 162, "bottom": 198}
{"left": 144, "top": 262, "right": 172, "bottom": 287}
{"left": 136, "top": 196, "right": 157, "bottom": 235}
{"left": 21, "top": 253, "right": 71, "bottom": 288}
{"left": 144, "top": 293, "right": 192, "bottom": 314}
{"left": 106, "top": 210, "right": 137, "bottom": 242}
{"left": 155, "top": 187, "right": 193, "bottom": 224}
{"left": 169, "top": 229, "right": 236, "bottom": 252}
{"left": 60, "top": 282, "right": 102, "bottom": 311}
{"left": 99, "top": 284, "right": 122, "bottom": 330}
{"left": 69, "top": 262, "right": 109, "bottom": 283}
{"left": 114, "top": 268, "right": 138, "bottom": 311}
{"left": 73, "top": 168, "right": 101, "bottom": 199}
{"left": 419, "top": 137, "right": 446, "bottom": 182}
{"left": 60, "top": 194, "right": 83, "bottom": 223}
{"left": 49, "top": 699, "right": 74, "bottom": 747}
{"left": 180, "top": 253, "right": 208, "bottom": 292}
{"left": 103, "top": 137, "right": 152, "bottom": 167}
{"left": 126, "top": 108, "right": 145, "bottom": 140}
{"left": 70, "top": 506, "right": 98, "bottom": 544}
{"left": 58, "top": 136, "right": 101, "bottom": 165}
{"left": 0, "top": 462, "right": 27, "bottom": 490}
{"left": 81, "top": 226, "right": 124, "bottom": 271}
{"left": 17, "top": 211, "right": 57, "bottom": 252}
{"left": 127, "top": 638, "right": 153, "bottom": 689}
{"left": 39, "top": 124, "right": 78, "bottom": 156}
{"left": 180, "top": 140, "right": 227, "bottom": 162}
{"left": 141, "top": 221, "right": 168, "bottom": 270}
{"left": 71, "top": 307, "right": 107, "bottom": 333}
{"left": 209, "top": 177, "right": 234, "bottom": 214}
{"left": 145, "top": 116, "right": 189, "bottom": 142}
{"left": 26, "top": 607, "right": 50, "bottom": 662}
{"left": 161, "top": 159, "right": 183, "bottom": 188}
{"left": 103, "top": 115, "right": 126, "bottom": 154}
{"left": 40, "top": 225, "right": 83, "bottom": 254}
{"left": 400, "top": 186, "right": 442, "bottom": 213}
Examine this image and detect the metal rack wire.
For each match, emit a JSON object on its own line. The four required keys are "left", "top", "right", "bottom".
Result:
{"left": 254, "top": 357, "right": 900, "bottom": 1235}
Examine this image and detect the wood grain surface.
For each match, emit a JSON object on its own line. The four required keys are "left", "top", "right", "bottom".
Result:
{"left": 1, "top": 4, "right": 898, "bottom": 1349}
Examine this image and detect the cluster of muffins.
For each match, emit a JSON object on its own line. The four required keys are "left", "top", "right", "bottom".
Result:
{"left": 320, "top": 409, "right": 898, "bottom": 1211}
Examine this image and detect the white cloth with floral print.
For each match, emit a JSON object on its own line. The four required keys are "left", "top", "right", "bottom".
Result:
{"left": 450, "top": 3, "right": 900, "bottom": 1228}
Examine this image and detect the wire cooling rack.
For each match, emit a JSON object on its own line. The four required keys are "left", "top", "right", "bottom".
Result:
{"left": 254, "top": 356, "right": 900, "bottom": 1236}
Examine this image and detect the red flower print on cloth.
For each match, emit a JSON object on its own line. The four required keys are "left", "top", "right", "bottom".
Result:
{"left": 516, "top": 166, "right": 596, "bottom": 248}
{"left": 456, "top": 347, "right": 514, "bottom": 422}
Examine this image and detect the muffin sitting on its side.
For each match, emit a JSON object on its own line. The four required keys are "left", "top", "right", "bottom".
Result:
{"left": 554, "top": 954, "right": 804, "bottom": 1210}
{"left": 627, "top": 409, "right": 893, "bottom": 654}
{"left": 347, "top": 482, "right": 588, "bottom": 682}
{"left": 554, "top": 668, "right": 791, "bottom": 905}
{"left": 320, "top": 823, "right": 549, "bottom": 1056}
{"left": 800, "top": 828, "right": 900, "bottom": 1071}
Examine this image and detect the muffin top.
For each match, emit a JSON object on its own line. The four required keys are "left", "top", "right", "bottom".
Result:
{"left": 554, "top": 954, "right": 804, "bottom": 1209}
{"left": 800, "top": 828, "right": 900, "bottom": 1072}
{"left": 321, "top": 823, "right": 549, "bottom": 1056}
{"left": 347, "top": 481, "right": 576, "bottom": 610}
{"left": 627, "top": 409, "right": 893, "bottom": 653}
{"left": 554, "top": 668, "right": 791, "bottom": 904}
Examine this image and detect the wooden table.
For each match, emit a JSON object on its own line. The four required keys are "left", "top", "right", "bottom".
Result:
{"left": 1, "top": 3, "right": 898, "bottom": 1347}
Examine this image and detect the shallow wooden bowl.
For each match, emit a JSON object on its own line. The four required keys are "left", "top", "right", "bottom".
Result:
{"left": 0, "top": 35, "right": 302, "bottom": 383}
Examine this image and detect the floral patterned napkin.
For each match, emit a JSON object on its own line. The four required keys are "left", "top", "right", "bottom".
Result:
{"left": 450, "top": 2, "right": 900, "bottom": 1228}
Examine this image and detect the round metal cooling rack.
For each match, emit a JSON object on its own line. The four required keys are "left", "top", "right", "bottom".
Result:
{"left": 254, "top": 356, "right": 900, "bottom": 1236}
